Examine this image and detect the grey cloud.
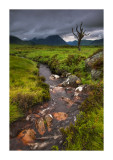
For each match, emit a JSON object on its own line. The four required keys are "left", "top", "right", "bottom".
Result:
{"left": 10, "top": 10, "right": 103, "bottom": 40}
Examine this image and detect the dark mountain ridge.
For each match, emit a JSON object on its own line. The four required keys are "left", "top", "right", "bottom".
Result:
{"left": 30, "top": 35, "right": 67, "bottom": 46}
{"left": 10, "top": 35, "right": 67, "bottom": 46}
{"left": 67, "top": 39, "right": 103, "bottom": 46}
{"left": 10, "top": 35, "right": 103, "bottom": 46}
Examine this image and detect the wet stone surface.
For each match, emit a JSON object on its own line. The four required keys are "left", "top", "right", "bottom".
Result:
{"left": 10, "top": 64, "right": 88, "bottom": 150}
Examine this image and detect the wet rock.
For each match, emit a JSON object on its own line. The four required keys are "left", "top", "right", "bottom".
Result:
{"left": 75, "top": 85, "right": 84, "bottom": 92}
{"left": 39, "top": 107, "right": 53, "bottom": 116}
{"left": 49, "top": 74, "right": 60, "bottom": 80}
{"left": 91, "top": 69, "right": 102, "bottom": 80}
{"left": 50, "top": 85, "right": 55, "bottom": 89}
{"left": 45, "top": 114, "right": 53, "bottom": 132}
{"left": 66, "top": 73, "right": 71, "bottom": 77}
{"left": 74, "top": 85, "right": 85, "bottom": 96}
{"left": 28, "top": 141, "right": 51, "bottom": 150}
{"left": 26, "top": 114, "right": 40, "bottom": 121}
{"left": 61, "top": 71, "right": 68, "bottom": 78}
{"left": 33, "top": 114, "right": 40, "bottom": 118}
{"left": 26, "top": 115, "right": 31, "bottom": 121}
{"left": 61, "top": 72, "right": 71, "bottom": 78}
{"left": 17, "top": 129, "right": 36, "bottom": 145}
{"left": 10, "top": 120, "right": 32, "bottom": 138}
{"left": 39, "top": 108, "right": 49, "bottom": 116}
{"left": 74, "top": 85, "right": 90, "bottom": 96}
{"left": 36, "top": 135, "right": 62, "bottom": 141}
{"left": 35, "top": 117, "right": 46, "bottom": 135}
{"left": 60, "top": 75, "right": 81, "bottom": 88}
{"left": 61, "top": 97, "right": 74, "bottom": 108}
{"left": 52, "top": 86, "right": 65, "bottom": 93}
{"left": 53, "top": 112, "right": 68, "bottom": 121}
{"left": 28, "top": 142, "right": 39, "bottom": 150}
{"left": 10, "top": 137, "right": 26, "bottom": 150}
{"left": 74, "top": 116, "right": 76, "bottom": 121}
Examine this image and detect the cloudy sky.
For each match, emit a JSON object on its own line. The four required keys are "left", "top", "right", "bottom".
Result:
{"left": 10, "top": 10, "right": 103, "bottom": 42}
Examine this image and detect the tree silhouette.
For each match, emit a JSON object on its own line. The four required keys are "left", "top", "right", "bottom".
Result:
{"left": 72, "top": 22, "right": 89, "bottom": 51}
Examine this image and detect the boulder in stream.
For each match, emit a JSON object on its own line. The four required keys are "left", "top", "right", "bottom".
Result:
{"left": 49, "top": 74, "right": 60, "bottom": 80}
{"left": 60, "top": 75, "right": 81, "bottom": 88}
{"left": 53, "top": 112, "right": 68, "bottom": 121}
{"left": 35, "top": 117, "right": 46, "bottom": 135}
{"left": 45, "top": 114, "right": 53, "bottom": 132}
{"left": 17, "top": 129, "right": 36, "bottom": 145}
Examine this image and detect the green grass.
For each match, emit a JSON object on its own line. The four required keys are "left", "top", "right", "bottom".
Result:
{"left": 10, "top": 56, "right": 50, "bottom": 123}
{"left": 10, "top": 45, "right": 103, "bottom": 85}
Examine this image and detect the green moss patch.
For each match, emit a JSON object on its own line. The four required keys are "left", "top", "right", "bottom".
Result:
{"left": 10, "top": 56, "right": 50, "bottom": 123}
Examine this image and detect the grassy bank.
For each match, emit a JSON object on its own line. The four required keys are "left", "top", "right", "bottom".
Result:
{"left": 10, "top": 56, "right": 50, "bottom": 123}
{"left": 10, "top": 45, "right": 103, "bottom": 85}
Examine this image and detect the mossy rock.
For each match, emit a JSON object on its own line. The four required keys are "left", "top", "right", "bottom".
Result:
{"left": 85, "top": 51, "right": 103, "bottom": 80}
{"left": 91, "top": 69, "right": 103, "bottom": 80}
{"left": 85, "top": 51, "right": 103, "bottom": 71}
{"left": 61, "top": 75, "right": 81, "bottom": 87}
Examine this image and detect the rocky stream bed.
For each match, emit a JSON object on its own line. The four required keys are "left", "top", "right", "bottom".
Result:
{"left": 10, "top": 64, "right": 89, "bottom": 150}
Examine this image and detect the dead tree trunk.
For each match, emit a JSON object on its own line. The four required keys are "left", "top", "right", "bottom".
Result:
{"left": 78, "top": 39, "right": 81, "bottom": 51}
{"left": 72, "top": 22, "right": 89, "bottom": 51}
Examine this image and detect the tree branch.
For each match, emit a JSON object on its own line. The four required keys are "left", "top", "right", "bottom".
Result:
{"left": 80, "top": 22, "right": 83, "bottom": 32}
{"left": 84, "top": 33, "right": 90, "bottom": 36}
{"left": 76, "top": 25, "right": 80, "bottom": 34}
{"left": 72, "top": 28, "right": 78, "bottom": 39}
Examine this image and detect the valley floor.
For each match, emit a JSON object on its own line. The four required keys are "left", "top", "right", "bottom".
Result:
{"left": 10, "top": 45, "right": 103, "bottom": 150}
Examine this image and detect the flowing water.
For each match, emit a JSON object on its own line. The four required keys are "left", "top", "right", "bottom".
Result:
{"left": 10, "top": 64, "right": 88, "bottom": 150}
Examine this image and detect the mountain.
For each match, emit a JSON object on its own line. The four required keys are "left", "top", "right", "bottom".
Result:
{"left": 90, "top": 39, "right": 103, "bottom": 46}
{"left": 30, "top": 35, "right": 67, "bottom": 46}
{"left": 10, "top": 35, "right": 103, "bottom": 46}
{"left": 10, "top": 35, "right": 33, "bottom": 45}
{"left": 67, "top": 40, "right": 78, "bottom": 46}
{"left": 81, "top": 40, "right": 93, "bottom": 46}
{"left": 10, "top": 36, "right": 25, "bottom": 44}
{"left": 10, "top": 35, "right": 67, "bottom": 46}
{"left": 67, "top": 39, "right": 103, "bottom": 46}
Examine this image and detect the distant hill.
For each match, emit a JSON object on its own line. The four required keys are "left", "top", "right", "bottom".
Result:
{"left": 10, "top": 35, "right": 67, "bottom": 46}
{"left": 67, "top": 40, "right": 78, "bottom": 46}
{"left": 10, "top": 35, "right": 103, "bottom": 46}
{"left": 67, "top": 39, "right": 103, "bottom": 46}
{"left": 90, "top": 39, "right": 103, "bottom": 46}
{"left": 30, "top": 35, "right": 67, "bottom": 46}
{"left": 10, "top": 36, "right": 25, "bottom": 44}
{"left": 10, "top": 35, "right": 33, "bottom": 45}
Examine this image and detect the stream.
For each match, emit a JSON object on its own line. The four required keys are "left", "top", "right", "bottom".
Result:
{"left": 10, "top": 64, "right": 88, "bottom": 150}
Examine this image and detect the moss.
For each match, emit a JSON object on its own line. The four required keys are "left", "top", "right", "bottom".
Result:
{"left": 38, "top": 75, "right": 46, "bottom": 82}
{"left": 10, "top": 56, "right": 50, "bottom": 123}
{"left": 79, "top": 83, "right": 103, "bottom": 113}
{"left": 10, "top": 104, "right": 24, "bottom": 123}
{"left": 51, "top": 145, "right": 59, "bottom": 150}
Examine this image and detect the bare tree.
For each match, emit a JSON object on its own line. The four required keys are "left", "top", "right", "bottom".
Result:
{"left": 72, "top": 22, "right": 89, "bottom": 51}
